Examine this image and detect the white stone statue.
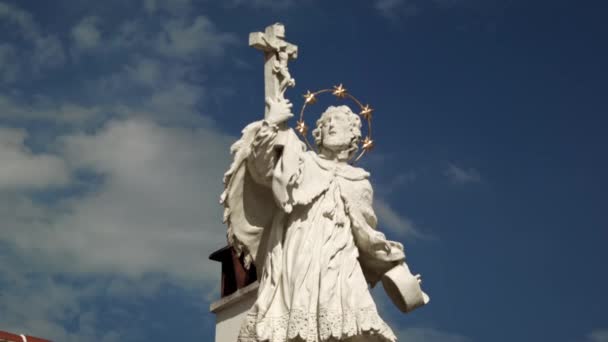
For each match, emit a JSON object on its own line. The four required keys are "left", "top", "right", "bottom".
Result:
{"left": 221, "top": 23, "right": 429, "bottom": 342}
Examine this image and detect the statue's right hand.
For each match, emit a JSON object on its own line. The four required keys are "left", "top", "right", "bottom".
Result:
{"left": 265, "top": 96, "right": 294, "bottom": 124}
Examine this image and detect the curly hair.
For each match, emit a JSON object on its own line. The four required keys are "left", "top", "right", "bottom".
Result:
{"left": 311, "top": 105, "right": 362, "bottom": 160}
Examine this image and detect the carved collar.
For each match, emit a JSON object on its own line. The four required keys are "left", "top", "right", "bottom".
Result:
{"left": 310, "top": 152, "right": 370, "bottom": 181}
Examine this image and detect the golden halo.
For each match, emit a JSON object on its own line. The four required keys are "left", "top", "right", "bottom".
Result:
{"left": 295, "top": 84, "right": 374, "bottom": 163}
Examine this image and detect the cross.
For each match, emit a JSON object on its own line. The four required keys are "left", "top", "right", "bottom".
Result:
{"left": 249, "top": 23, "right": 298, "bottom": 118}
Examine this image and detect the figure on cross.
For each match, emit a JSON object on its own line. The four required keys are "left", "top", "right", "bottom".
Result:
{"left": 271, "top": 41, "right": 296, "bottom": 94}
{"left": 249, "top": 23, "right": 298, "bottom": 116}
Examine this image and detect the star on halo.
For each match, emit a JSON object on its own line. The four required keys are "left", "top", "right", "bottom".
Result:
{"left": 303, "top": 90, "right": 317, "bottom": 104}
{"left": 332, "top": 84, "right": 347, "bottom": 98}
{"left": 362, "top": 136, "right": 374, "bottom": 151}
{"left": 296, "top": 120, "right": 308, "bottom": 136}
{"left": 360, "top": 104, "right": 374, "bottom": 120}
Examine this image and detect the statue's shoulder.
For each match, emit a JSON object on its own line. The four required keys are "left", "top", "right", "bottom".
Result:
{"left": 338, "top": 165, "right": 374, "bottom": 205}
{"left": 339, "top": 162, "right": 370, "bottom": 182}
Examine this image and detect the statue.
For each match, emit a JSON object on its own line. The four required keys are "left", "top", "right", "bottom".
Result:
{"left": 221, "top": 23, "right": 429, "bottom": 342}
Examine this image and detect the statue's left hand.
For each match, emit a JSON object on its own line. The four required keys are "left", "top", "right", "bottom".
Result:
{"left": 372, "top": 238, "right": 404, "bottom": 255}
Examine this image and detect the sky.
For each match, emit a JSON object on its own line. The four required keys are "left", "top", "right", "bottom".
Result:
{"left": 0, "top": 0, "right": 606, "bottom": 341}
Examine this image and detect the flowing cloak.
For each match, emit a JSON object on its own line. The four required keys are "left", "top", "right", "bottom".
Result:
{"left": 221, "top": 120, "right": 405, "bottom": 342}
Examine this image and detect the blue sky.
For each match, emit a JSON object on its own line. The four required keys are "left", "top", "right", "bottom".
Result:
{"left": 0, "top": 0, "right": 606, "bottom": 341}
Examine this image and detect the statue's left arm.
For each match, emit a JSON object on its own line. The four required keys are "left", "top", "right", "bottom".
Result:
{"left": 345, "top": 180, "right": 406, "bottom": 286}
{"left": 346, "top": 179, "right": 430, "bottom": 312}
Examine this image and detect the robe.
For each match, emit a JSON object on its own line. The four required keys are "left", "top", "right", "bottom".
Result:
{"left": 221, "top": 120, "right": 406, "bottom": 342}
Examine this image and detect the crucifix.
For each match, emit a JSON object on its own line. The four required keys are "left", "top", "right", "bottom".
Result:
{"left": 249, "top": 23, "right": 298, "bottom": 118}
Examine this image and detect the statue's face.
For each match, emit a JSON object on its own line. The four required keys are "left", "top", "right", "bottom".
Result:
{"left": 321, "top": 111, "right": 352, "bottom": 152}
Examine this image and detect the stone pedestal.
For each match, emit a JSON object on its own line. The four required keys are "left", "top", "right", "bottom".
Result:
{"left": 210, "top": 282, "right": 258, "bottom": 342}
{"left": 209, "top": 246, "right": 258, "bottom": 342}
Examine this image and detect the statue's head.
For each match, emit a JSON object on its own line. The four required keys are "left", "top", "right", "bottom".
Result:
{"left": 312, "top": 105, "right": 362, "bottom": 160}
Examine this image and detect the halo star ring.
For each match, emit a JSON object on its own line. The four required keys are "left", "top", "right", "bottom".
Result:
{"left": 295, "top": 84, "right": 375, "bottom": 163}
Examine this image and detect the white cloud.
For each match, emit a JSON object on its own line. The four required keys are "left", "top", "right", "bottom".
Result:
{"left": 71, "top": 16, "right": 102, "bottom": 51}
{"left": 374, "top": 197, "right": 423, "bottom": 238}
{"left": 30, "top": 35, "right": 65, "bottom": 70}
{"left": 93, "top": 76, "right": 207, "bottom": 126}
{"left": 432, "top": 0, "right": 467, "bottom": 8}
{"left": 0, "top": 117, "right": 232, "bottom": 282}
{"left": 108, "top": 19, "right": 148, "bottom": 50}
{"left": 0, "top": 2, "right": 65, "bottom": 76}
{"left": 0, "top": 3, "right": 242, "bottom": 340}
{"left": 374, "top": 0, "right": 480, "bottom": 22}
{"left": 0, "top": 43, "right": 18, "bottom": 83}
{"left": 144, "top": 0, "right": 193, "bottom": 14}
{"left": 378, "top": 170, "right": 417, "bottom": 196}
{"left": 0, "top": 255, "right": 125, "bottom": 342}
{"left": 91, "top": 56, "right": 172, "bottom": 96}
{"left": 0, "top": 117, "right": 232, "bottom": 340}
{"left": 0, "top": 127, "right": 70, "bottom": 190}
{"left": 229, "top": 0, "right": 296, "bottom": 9}
{"left": 0, "top": 2, "right": 38, "bottom": 37}
{"left": 147, "top": 81, "right": 201, "bottom": 115}
{"left": 445, "top": 163, "right": 481, "bottom": 184}
{"left": 74, "top": 15, "right": 236, "bottom": 71}
{"left": 0, "top": 3, "right": 236, "bottom": 284}
{"left": 392, "top": 170, "right": 417, "bottom": 186}
{"left": 124, "top": 57, "right": 162, "bottom": 86}
{"left": 589, "top": 329, "right": 608, "bottom": 342}
{"left": 0, "top": 95, "right": 101, "bottom": 124}
{"left": 396, "top": 327, "right": 470, "bottom": 342}
{"left": 375, "top": 0, "right": 404, "bottom": 13}
{"left": 86, "top": 56, "right": 210, "bottom": 126}
{"left": 156, "top": 16, "right": 237, "bottom": 60}
{"left": 146, "top": 0, "right": 299, "bottom": 11}
{"left": 374, "top": 0, "right": 420, "bottom": 20}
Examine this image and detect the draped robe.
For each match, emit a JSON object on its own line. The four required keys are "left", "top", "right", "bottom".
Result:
{"left": 221, "top": 119, "right": 406, "bottom": 342}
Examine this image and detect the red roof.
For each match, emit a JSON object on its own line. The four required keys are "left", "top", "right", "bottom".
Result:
{"left": 0, "top": 330, "right": 51, "bottom": 342}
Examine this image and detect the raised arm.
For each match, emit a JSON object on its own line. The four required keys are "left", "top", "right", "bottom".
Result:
{"left": 245, "top": 97, "right": 295, "bottom": 186}
{"left": 220, "top": 97, "right": 296, "bottom": 269}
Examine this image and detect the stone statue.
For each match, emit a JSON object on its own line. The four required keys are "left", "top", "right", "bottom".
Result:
{"left": 221, "top": 23, "right": 429, "bottom": 342}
